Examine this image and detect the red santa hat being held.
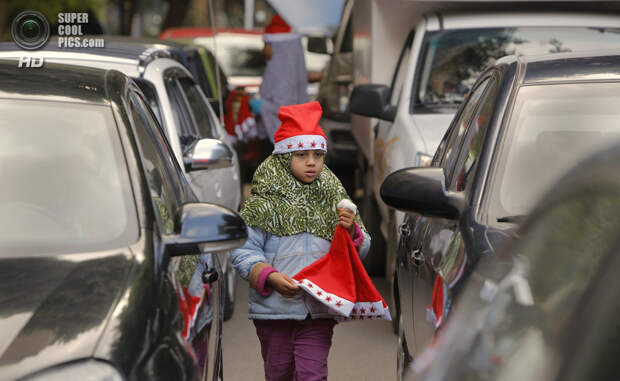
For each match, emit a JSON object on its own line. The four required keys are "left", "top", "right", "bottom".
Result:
{"left": 272, "top": 101, "right": 328, "bottom": 154}
{"left": 293, "top": 213, "right": 391, "bottom": 322}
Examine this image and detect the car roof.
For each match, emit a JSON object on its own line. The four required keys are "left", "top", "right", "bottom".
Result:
{"left": 494, "top": 51, "right": 620, "bottom": 85}
{"left": 0, "top": 59, "right": 112, "bottom": 104}
{"left": 0, "top": 36, "right": 197, "bottom": 64}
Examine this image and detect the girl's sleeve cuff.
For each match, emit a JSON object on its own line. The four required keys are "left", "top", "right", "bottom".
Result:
{"left": 352, "top": 222, "right": 364, "bottom": 248}
{"left": 257, "top": 266, "right": 278, "bottom": 297}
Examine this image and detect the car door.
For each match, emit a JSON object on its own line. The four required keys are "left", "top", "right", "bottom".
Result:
{"left": 410, "top": 75, "right": 496, "bottom": 353}
{"left": 128, "top": 88, "right": 223, "bottom": 381}
{"left": 165, "top": 68, "right": 240, "bottom": 211}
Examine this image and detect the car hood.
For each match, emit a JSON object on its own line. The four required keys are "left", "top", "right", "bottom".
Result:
{"left": 0, "top": 249, "right": 134, "bottom": 380}
{"left": 410, "top": 113, "right": 456, "bottom": 155}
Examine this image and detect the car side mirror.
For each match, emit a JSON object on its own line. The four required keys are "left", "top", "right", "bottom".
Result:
{"left": 184, "top": 138, "right": 234, "bottom": 171}
{"left": 164, "top": 203, "right": 247, "bottom": 257}
{"left": 380, "top": 167, "right": 464, "bottom": 220}
{"left": 350, "top": 84, "right": 396, "bottom": 122}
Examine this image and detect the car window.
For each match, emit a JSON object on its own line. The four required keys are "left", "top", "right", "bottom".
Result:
{"left": 435, "top": 78, "right": 491, "bottom": 179}
{"left": 129, "top": 91, "right": 184, "bottom": 235}
{"left": 450, "top": 77, "right": 499, "bottom": 191}
{"left": 177, "top": 76, "right": 218, "bottom": 139}
{"left": 164, "top": 70, "right": 201, "bottom": 149}
{"left": 0, "top": 100, "right": 138, "bottom": 255}
{"left": 488, "top": 82, "right": 620, "bottom": 222}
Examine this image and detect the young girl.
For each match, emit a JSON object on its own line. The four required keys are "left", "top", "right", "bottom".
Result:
{"left": 230, "top": 101, "right": 371, "bottom": 381}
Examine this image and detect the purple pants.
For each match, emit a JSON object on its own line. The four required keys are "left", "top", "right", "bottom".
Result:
{"left": 253, "top": 318, "right": 337, "bottom": 381}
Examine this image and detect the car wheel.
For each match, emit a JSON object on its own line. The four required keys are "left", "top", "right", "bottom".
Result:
{"left": 223, "top": 258, "right": 236, "bottom": 321}
{"left": 360, "top": 184, "right": 386, "bottom": 276}
{"left": 397, "top": 315, "right": 412, "bottom": 381}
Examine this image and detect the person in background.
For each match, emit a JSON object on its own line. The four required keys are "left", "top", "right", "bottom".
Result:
{"left": 230, "top": 101, "right": 371, "bottom": 380}
{"left": 250, "top": 14, "right": 308, "bottom": 143}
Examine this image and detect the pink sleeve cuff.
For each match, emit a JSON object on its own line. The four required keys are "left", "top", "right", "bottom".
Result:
{"left": 352, "top": 222, "right": 364, "bottom": 248}
{"left": 257, "top": 266, "right": 278, "bottom": 297}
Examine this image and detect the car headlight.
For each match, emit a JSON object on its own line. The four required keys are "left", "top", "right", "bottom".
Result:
{"left": 23, "top": 360, "right": 124, "bottom": 381}
{"left": 416, "top": 152, "right": 433, "bottom": 167}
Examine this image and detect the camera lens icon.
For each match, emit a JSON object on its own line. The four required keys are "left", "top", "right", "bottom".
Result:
{"left": 11, "top": 11, "right": 51, "bottom": 50}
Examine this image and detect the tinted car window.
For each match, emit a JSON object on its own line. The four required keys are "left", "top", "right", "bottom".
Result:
{"left": 489, "top": 82, "right": 620, "bottom": 221}
{"left": 451, "top": 77, "right": 499, "bottom": 191}
{"left": 416, "top": 27, "right": 620, "bottom": 107}
{"left": 177, "top": 76, "right": 217, "bottom": 139}
{"left": 129, "top": 92, "right": 183, "bottom": 234}
{"left": 165, "top": 71, "right": 200, "bottom": 148}
{"left": 435, "top": 78, "right": 490, "bottom": 178}
{"left": 0, "top": 100, "right": 137, "bottom": 255}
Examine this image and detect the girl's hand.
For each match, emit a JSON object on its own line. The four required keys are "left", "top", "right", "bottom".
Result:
{"left": 267, "top": 272, "right": 300, "bottom": 298}
{"left": 337, "top": 208, "right": 356, "bottom": 236}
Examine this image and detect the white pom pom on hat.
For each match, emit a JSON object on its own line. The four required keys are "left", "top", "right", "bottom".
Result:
{"left": 337, "top": 199, "right": 357, "bottom": 214}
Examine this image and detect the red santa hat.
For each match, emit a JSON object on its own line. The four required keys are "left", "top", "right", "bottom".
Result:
{"left": 293, "top": 223, "right": 391, "bottom": 322}
{"left": 264, "top": 14, "right": 298, "bottom": 42}
{"left": 273, "top": 101, "right": 328, "bottom": 154}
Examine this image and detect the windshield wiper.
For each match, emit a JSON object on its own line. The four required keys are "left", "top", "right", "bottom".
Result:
{"left": 497, "top": 215, "right": 526, "bottom": 223}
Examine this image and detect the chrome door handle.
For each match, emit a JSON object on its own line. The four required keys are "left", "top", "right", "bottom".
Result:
{"left": 411, "top": 249, "right": 425, "bottom": 266}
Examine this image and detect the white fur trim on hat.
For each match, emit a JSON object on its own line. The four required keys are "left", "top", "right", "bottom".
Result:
{"left": 263, "top": 32, "right": 301, "bottom": 42}
{"left": 272, "top": 134, "right": 327, "bottom": 154}
{"left": 337, "top": 199, "right": 357, "bottom": 214}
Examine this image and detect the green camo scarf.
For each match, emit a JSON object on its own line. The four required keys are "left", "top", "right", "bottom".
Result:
{"left": 240, "top": 153, "right": 366, "bottom": 241}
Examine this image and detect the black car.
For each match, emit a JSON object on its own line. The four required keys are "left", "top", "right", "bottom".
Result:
{"left": 410, "top": 142, "right": 620, "bottom": 381}
{"left": 380, "top": 51, "right": 620, "bottom": 377}
{"left": 0, "top": 60, "right": 247, "bottom": 380}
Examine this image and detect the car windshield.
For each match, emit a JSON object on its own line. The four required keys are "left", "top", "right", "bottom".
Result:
{"left": 417, "top": 27, "right": 620, "bottom": 106}
{"left": 0, "top": 100, "right": 138, "bottom": 255}
{"left": 488, "top": 82, "right": 620, "bottom": 222}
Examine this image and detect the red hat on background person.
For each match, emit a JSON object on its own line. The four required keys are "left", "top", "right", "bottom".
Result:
{"left": 263, "top": 14, "right": 298, "bottom": 43}
{"left": 264, "top": 14, "right": 291, "bottom": 34}
{"left": 272, "top": 101, "right": 327, "bottom": 154}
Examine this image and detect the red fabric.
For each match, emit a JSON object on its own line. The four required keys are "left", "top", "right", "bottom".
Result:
{"left": 274, "top": 101, "right": 326, "bottom": 143}
{"left": 265, "top": 14, "right": 292, "bottom": 34}
{"left": 224, "top": 90, "right": 253, "bottom": 139}
{"left": 177, "top": 285, "right": 202, "bottom": 340}
{"left": 429, "top": 275, "right": 445, "bottom": 328}
{"left": 292, "top": 226, "right": 388, "bottom": 316}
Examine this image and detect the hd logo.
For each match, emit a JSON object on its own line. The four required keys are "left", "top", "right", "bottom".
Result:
{"left": 18, "top": 56, "right": 44, "bottom": 68}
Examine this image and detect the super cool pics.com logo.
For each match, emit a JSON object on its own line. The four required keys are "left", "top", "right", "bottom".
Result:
{"left": 12, "top": 10, "right": 105, "bottom": 68}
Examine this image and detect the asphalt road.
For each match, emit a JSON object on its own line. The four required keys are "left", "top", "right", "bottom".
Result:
{"left": 222, "top": 275, "right": 397, "bottom": 380}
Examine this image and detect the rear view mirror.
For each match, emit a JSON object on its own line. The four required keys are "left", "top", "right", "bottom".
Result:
{"left": 184, "top": 138, "right": 234, "bottom": 171}
{"left": 380, "top": 167, "right": 464, "bottom": 219}
{"left": 350, "top": 84, "right": 396, "bottom": 122}
{"left": 164, "top": 203, "right": 247, "bottom": 256}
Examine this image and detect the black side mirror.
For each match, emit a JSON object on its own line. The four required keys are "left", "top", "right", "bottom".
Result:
{"left": 380, "top": 167, "right": 464, "bottom": 219}
{"left": 350, "top": 84, "right": 396, "bottom": 122}
{"left": 164, "top": 203, "right": 247, "bottom": 256}
{"left": 184, "top": 138, "right": 234, "bottom": 171}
